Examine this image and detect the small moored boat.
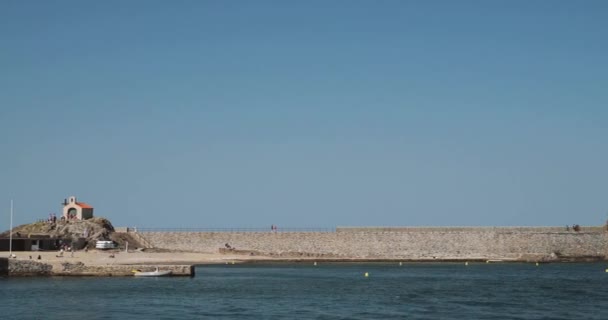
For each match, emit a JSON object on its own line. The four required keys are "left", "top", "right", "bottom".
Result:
{"left": 132, "top": 267, "right": 172, "bottom": 277}
{"left": 485, "top": 259, "right": 504, "bottom": 263}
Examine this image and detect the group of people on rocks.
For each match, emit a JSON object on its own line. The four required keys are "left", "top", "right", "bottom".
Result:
{"left": 566, "top": 224, "right": 581, "bottom": 231}
{"left": 46, "top": 212, "right": 82, "bottom": 223}
{"left": 47, "top": 213, "right": 58, "bottom": 224}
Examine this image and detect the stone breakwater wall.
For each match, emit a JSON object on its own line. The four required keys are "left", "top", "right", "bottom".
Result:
{"left": 1, "top": 259, "right": 193, "bottom": 277}
{"left": 140, "top": 227, "right": 608, "bottom": 261}
{"left": 51, "top": 262, "right": 194, "bottom": 277}
{"left": 4, "top": 260, "right": 53, "bottom": 276}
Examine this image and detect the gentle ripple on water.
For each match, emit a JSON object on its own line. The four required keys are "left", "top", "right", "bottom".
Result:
{"left": 1, "top": 262, "right": 608, "bottom": 319}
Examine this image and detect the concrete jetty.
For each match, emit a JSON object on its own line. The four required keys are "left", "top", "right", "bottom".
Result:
{"left": 1, "top": 258, "right": 194, "bottom": 277}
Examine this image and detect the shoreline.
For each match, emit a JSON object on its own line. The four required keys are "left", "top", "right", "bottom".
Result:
{"left": 3, "top": 250, "right": 605, "bottom": 265}
{"left": 2, "top": 249, "right": 606, "bottom": 277}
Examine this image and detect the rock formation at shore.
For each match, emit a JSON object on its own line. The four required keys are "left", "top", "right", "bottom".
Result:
{"left": 1, "top": 217, "right": 115, "bottom": 248}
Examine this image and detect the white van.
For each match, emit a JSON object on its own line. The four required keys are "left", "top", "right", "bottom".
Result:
{"left": 95, "top": 240, "right": 116, "bottom": 250}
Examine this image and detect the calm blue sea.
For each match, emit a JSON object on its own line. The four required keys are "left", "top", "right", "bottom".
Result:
{"left": 1, "top": 262, "right": 607, "bottom": 319}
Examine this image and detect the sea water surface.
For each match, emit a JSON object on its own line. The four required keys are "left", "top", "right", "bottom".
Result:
{"left": 1, "top": 262, "right": 607, "bottom": 319}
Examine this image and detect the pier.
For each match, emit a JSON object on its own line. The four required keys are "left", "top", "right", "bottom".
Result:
{"left": 1, "top": 258, "right": 194, "bottom": 277}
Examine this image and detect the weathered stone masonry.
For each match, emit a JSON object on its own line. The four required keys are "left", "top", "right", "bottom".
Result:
{"left": 3, "top": 259, "right": 193, "bottom": 277}
{"left": 139, "top": 227, "right": 608, "bottom": 260}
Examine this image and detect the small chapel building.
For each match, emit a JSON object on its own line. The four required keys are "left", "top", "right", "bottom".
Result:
{"left": 62, "top": 196, "right": 94, "bottom": 220}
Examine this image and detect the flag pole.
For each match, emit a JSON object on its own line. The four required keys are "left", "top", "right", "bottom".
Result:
{"left": 9, "top": 199, "right": 13, "bottom": 258}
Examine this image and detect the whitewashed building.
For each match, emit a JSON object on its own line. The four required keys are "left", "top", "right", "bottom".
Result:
{"left": 62, "top": 196, "right": 94, "bottom": 220}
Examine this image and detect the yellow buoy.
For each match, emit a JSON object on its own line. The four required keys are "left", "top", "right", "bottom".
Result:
{"left": 536, "top": 262, "right": 539, "bottom": 266}
{"left": 364, "top": 272, "right": 369, "bottom": 277}
{"left": 231, "top": 261, "right": 235, "bottom": 265}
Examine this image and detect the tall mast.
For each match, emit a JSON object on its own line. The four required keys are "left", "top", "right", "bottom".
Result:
{"left": 9, "top": 200, "right": 13, "bottom": 257}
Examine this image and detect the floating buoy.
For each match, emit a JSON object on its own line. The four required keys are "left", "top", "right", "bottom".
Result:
{"left": 314, "top": 261, "right": 317, "bottom": 266}
{"left": 465, "top": 262, "right": 469, "bottom": 266}
{"left": 399, "top": 262, "right": 402, "bottom": 266}
{"left": 536, "top": 262, "right": 539, "bottom": 266}
{"left": 364, "top": 272, "right": 369, "bottom": 277}
{"left": 231, "top": 261, "right": 235, "bottom": 265}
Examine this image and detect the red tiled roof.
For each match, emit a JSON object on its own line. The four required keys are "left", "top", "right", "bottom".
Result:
{"left": 76, "top": 202, "right": 94, "bottom": 209}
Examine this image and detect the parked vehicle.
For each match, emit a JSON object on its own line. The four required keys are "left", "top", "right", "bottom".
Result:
{"left": 95, "top": 240, "right": 116, "bottom": 250}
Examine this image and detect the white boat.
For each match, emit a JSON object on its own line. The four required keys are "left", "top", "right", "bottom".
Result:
{"left": 132, "top": 267, "right": 172, "bottom": 277}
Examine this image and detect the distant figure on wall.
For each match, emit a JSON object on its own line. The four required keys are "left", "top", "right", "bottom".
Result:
{"left": 271, "top": 225, "right": 277, "bottom": 232}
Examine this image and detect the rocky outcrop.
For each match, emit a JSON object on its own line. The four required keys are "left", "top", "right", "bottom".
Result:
{"left": 1, "top": 217, "right": 115, "bottom": 248}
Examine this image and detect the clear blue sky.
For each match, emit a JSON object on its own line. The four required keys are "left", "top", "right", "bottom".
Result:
{"left": 1, "top": 1, "right": 607, "bottom": 229}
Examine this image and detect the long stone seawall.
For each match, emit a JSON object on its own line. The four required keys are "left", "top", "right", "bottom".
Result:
{"left": 140, "top": 227, "right": 608, "bottom": 261}
{"left": 51, "top": 263, "right": 194, "bottom": 277}
{"left": 2, "top": 259, "right": 193, "bottom": 277}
